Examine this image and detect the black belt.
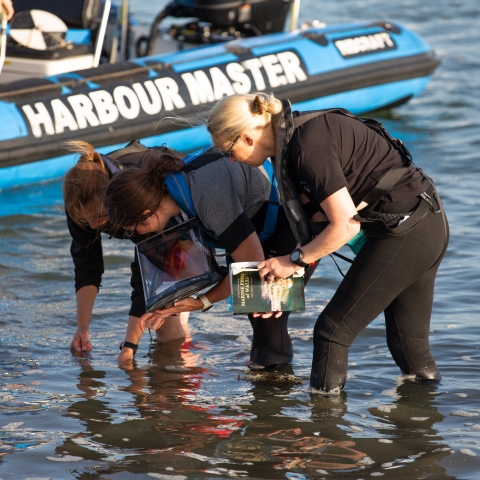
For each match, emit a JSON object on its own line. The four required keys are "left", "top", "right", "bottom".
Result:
{"left": 354, "top": 184, "right": 442, "bottom": 238}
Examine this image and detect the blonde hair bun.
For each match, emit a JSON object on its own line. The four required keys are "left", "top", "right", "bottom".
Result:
{"left": 207, "top": 92, "right": 282, "bottom": 143}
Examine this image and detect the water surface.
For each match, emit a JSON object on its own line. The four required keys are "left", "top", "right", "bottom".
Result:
{"left": 1, "top": 0, "right": 480, "bottom": 478}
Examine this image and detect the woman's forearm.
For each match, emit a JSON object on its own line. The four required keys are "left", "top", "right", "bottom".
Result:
{"left": 301, "top": 221, "right": 360, "bottom": 264}
{"left": 301, "top": 187, "right": 360, "bottom": 264}
{"left": 203, "top": 231, "right": 265, "bottom": 304}
{"left": 76, "top": 285, "right": 98, "bottom": 330}
{"left": 201, "top": 275, "right": 232, "bottom": 304}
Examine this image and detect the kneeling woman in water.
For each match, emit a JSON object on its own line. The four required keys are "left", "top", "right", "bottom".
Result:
{"left": 104, "top": 146, "right": 317, "bottom": 369}
{"left": 63, "top": 141, "right": 190, "bottom": 363}
{"left": 206, "top": 92, "right": 449, "bottom": 393}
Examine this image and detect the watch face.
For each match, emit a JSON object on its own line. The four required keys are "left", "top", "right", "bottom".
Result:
{"left": 291, "top": 250, "right": 301, "bottom": 262}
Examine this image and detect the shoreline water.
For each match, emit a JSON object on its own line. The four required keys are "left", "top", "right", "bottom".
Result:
{"left": 1, "top": 0, "right": 480, "bottom": 478}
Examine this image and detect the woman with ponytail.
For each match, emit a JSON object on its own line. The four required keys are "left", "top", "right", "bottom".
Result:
{"left": 206, "top": 92, "right": 448, "bottom": 394}
{"left": 63, "top": 140, "right": 190, "bottom": 364}
{"left": 105, "top": 144, "right": 314, "bottom": 371}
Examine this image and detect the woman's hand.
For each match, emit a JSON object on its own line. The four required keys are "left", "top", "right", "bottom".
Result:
{"left": 139, "top": 297, "right": 202, "bottom": 332}
{"left": 71, "top": 327, "right": 92, "bottom": 352}
{"left": 1, "top": 0, "right": 14, "bottom": 20}
{"left": 257, "top": 254, "right": 298, "bottom": 280}
{"left": 139, "top": 312, "right": 166, "bottom": 332}
{"left": 117, "top": 347, "right": 135, "bottom": 368}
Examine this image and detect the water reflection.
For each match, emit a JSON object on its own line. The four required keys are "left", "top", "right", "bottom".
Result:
{"left": 56, "top": 340, "right": 246, "bottom": 477}
{"left": 53, "top": 350, "right": 460, "bottom": 479}
{"left": 359, "top": 381, "right": 456, "bottom": 478}
{"left": 211, "top": 376, "right": 456, "bottom": 478}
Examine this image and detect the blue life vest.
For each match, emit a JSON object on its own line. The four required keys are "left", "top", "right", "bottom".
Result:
{"left": 165, "top": 146, "right": 279, "bottom": 249}
{"left": 106, "top": 140, "right": 280, "bottom": 250}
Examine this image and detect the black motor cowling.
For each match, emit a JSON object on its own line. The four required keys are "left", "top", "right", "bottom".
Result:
{"left": 174, "top": 0, "right": 292, "bottom": 35}
{"left": 138, "top": 0, "right": 293, "bottom": 57}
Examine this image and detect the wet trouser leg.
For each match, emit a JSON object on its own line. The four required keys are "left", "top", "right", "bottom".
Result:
{"left": 384, "top": 260, "right": 443, "bottom": 379}
{"left": 249, "top": 311, "right": 293, "bottom": 366}
{"left": 249, "top": 264, "right": 318, "bottom": 367}
{"left": 248, "top": 208, "right": 318, "bottom": 367}
{"left": 310, "top": 196, "right": 449, "bottom": 392}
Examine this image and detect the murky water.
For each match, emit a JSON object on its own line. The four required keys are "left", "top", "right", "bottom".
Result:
{"left": 1, "top": 0, "right": 480, "bottom": 478}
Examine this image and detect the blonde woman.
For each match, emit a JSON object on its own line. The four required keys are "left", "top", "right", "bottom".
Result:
{"left": 206, "top": 92, "right": 449, "bottom": 393}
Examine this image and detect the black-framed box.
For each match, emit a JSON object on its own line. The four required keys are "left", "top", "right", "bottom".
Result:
{"left": 136, "top": 218, "right": 222, "bottom": 312}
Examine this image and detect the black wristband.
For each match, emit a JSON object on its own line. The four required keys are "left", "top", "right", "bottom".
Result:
{"left": 290, "top": 248, "right": 309, "bottom": 268}
{"left": 119, "top": 341, "right": 138, "bottom": 354}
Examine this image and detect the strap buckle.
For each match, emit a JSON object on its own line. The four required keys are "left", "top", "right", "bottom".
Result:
{"left": 420, "top": 191, "right": 441, "bottom": 214}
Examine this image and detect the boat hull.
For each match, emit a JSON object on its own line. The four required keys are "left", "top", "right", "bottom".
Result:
{"left": 0, "top": 21, "right": 440, "bottom": 191}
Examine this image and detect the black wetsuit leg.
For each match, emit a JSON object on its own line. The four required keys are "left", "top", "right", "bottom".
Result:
{"left": 248, "top": 208, "right": 318, "bottom": 367}
{"left": 310, "top": 196, "right": 449, "bottom": 392}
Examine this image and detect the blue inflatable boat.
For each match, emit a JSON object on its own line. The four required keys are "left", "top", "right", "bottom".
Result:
{"left": 0, "top": 20, "right": 439, "bottom": 191}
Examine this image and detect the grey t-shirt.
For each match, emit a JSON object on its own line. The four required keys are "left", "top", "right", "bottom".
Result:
{"left": 185, "top": 157, "right": 271, "bottom": 254}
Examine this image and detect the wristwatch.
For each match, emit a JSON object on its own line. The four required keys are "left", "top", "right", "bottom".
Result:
{"left": 290, "top": 248, "right": 309, "bottom": 268}
{"left": 119, "top": 341, "right": 138, "bottom": 354}
{"left": 198, "top": 294, "right": 213, "bottom": 312}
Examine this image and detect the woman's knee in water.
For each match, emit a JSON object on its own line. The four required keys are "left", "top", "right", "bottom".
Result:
{"left": 313, "top": 313, "right": 357, "bottom": 348}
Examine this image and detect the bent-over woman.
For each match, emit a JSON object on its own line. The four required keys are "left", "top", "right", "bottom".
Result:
{"left": 104, "top": 145, "right": 318, "bottom": 369}
{"left": 206, "top": 92, "right": 449, "bottom": 393}
{"left": 63, "top": 140, "right": 190, "bottom": 363}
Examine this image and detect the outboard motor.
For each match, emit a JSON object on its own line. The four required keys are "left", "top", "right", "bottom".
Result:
{"left": 137, "top": 0, "right": 293, "bottom": 57}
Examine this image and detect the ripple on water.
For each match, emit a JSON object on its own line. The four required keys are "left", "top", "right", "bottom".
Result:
{"left": 1, "top": 0, "right": 480, "bottom": 478}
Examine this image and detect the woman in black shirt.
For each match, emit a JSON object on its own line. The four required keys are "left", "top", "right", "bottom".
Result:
{"left": 64, "top": 141, "right": 190, "bottom": 364}
{"left": 206, "top": 92, "right": 449, "bottom": 393}
{"left": 64, "top": 139, "right": 308, "bottom": 369}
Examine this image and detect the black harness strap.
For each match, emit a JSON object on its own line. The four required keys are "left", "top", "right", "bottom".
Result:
{"left": 329, "top": 253, "right": 349, "bottom": 278}
{"left": 331, "top": 251, "right": 354, "bottom": 264}
{"left": 358, "top": 164, "right": 410, "bottom": 212}
{"left": 107, "top": 139, "right": 148, "bottom": 160}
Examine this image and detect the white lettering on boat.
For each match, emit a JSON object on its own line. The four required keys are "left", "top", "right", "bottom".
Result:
{"left": 276, "top": 51, "right": 308, "bottom": 84}
{"left": 260, "top": 54, "right": 288, "bottom": 88}
{"left": 182, "top": 52, "right": 306, "bottom": 104}
{"left": 210, "top": 67, "right": 236, "bottom": 100}
{"left": 89, "top": 90, "right": 119, "bottom": 124}
{"left": 242, "top": 58, "right": 266, "bottom": 90}
{"left": 67, "top": 94, "right": 100, "bottom": 128}
{"left": 21, "top": 103, "right": 55, "bottom": 137}
{"left": 153, "top": 77, "right": 186, "bottom": 111}
{"left": 132, "top": 81, "right": 162, "bottom": 115}
{"left": 181, "top": 70, "right": 215, "bottom": 105}
{"left": 225, "top": 63, "right": 251, "bottom": 94}
{"left": 334, "top": 32, "right": 396, "bottom": 57}
{"left": 51, "top": 99, "right": 78, "bottom": 134}
{"left": 113, "top": 86, "right": 141, "bottom": 120}
{"left": 21, "top": 52, "right": 307, "bottom": 138}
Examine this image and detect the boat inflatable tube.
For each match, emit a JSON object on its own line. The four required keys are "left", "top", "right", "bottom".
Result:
{"left": 0, "top": 21, "right": 440, "bottom": 190}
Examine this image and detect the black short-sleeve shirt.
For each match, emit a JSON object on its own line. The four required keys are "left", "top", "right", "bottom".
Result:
{"left": 288, "top": 112, "right": 430, "bottom": 207}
